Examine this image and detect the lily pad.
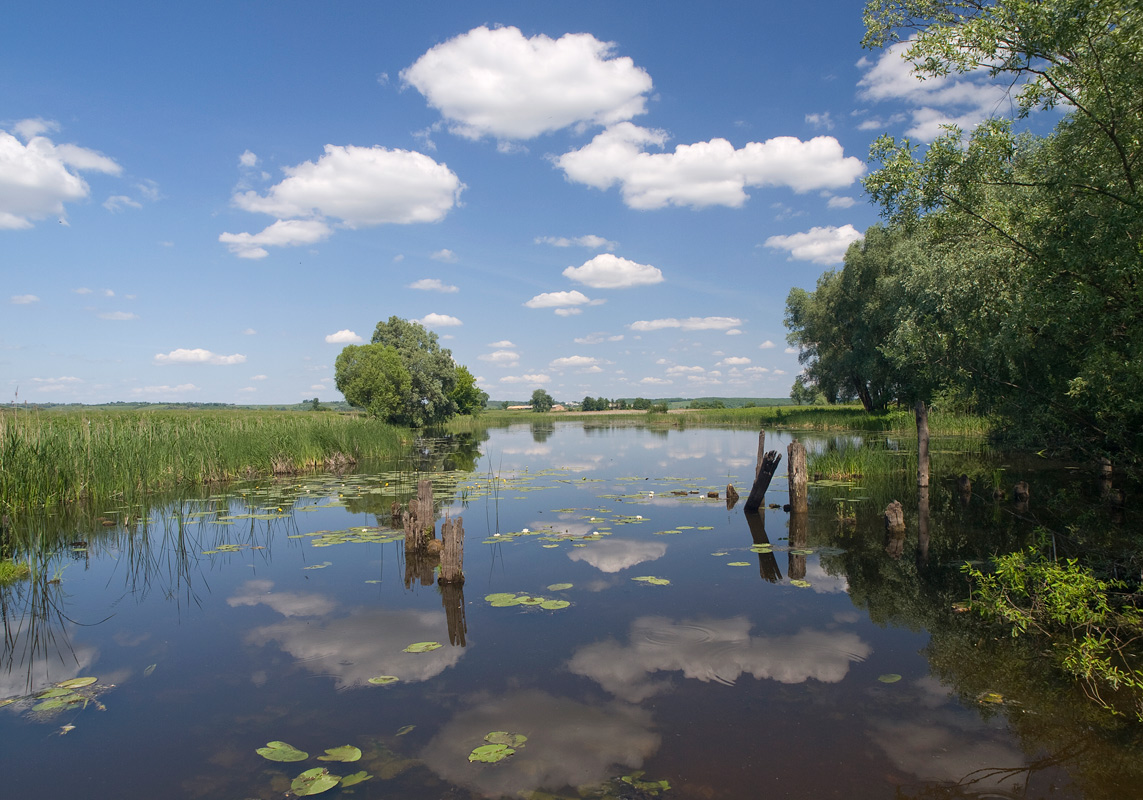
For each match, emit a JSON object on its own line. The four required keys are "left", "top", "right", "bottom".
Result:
{"left": 546, "top": 583, "right": 573, "bottom": 591}
{"left": 727, "top": 561, "right": 751, "bottom": 567}
{"left": 978, "top": 691, "right": 1005, "bottom": 704}
{"left": 632, "top": 576, "right": 670, "bottom": 586}
{"left": 57, "top": 677, "right": 97, "bottom": 689}
{"left": 878, "top": 674, "right": 902, "bottom": 684}
{"left": 291, "top": 767, "right": 341, "bottom": 796}
{"left": 485, "top": 731, "right": 528, "bottom": 747}
{"left": 468, "top": 744, "right": 515, "bottom": 763}
{"left": 540, "top": 599, "right": 570, "bottom": 610}
{"left": 257, "top": 740, "right": 309, "bottom": 762}
{"left": 368, "top": 675, "right": 399, "bottom": 686}
{"left": 790, "top": 579, "right": 812, "bottom": 588}
{"left": 403, "top": 641, "right": 442, "bottom": 653}
{"left": 339, "top": 771, "right": 372, "bottom": 787}
{"left": 318, "top": 745, "right": 361, "bottom": 762}
{"left": 396, "top": 725, "right": 415, "bottom": 736}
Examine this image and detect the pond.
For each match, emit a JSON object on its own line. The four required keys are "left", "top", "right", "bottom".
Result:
{"left": 2, "top": 422, "right": 1141, "bottom": 799}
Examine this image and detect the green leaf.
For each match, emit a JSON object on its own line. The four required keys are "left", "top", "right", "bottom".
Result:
{"left": 57, "top": 677, "right": 97, "bottom": 689}
{"left": 256, "top": 741, "right": 309, "bottom": 762}
{"left": 878, "top": 674, "right": 902, "bottom": 684}
{"left": 317, "top": 745, "right": 361, "bottom": 762}
{"left": 395, "top": 725, "right": 415, "bottom": 736}
{"left": 484, "top": 731, "right": 527, "bottom": 747}
{"left": 790, "top": 579, "right": 812, "bottom": 588}
{"left": 468, "top": 744, "right": 514, "bottom": 763}
{"left": 339, "top": 771, "right": 372, "bottom": 787}
{"left": 403, "top": 641, "right": 442, "bottom": 653}
{"left": 727, "top": 561, "right": 751, "bottom": 567}
{"left": 291, "top": 767, "right": 341, "bottom": 795}
{"left": 632, "top": 576, "right": 670, "bottom": 586}
{"left": 546, "top": 583, "right": 573, "bottom": 591}
{"left": 540, "top": 599, "right": 570, "bottom": 610}
{"left": 368, "top": 675, "right": 399, "bottom": 686}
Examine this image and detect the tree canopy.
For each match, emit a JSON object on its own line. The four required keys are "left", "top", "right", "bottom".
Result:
{"left": 335, "top": 316, "right": 483, "bottom": 427}
{"left": 530, "top": 389, "right": 555, "bottom": 412}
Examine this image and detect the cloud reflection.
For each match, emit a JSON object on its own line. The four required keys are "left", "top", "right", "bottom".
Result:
{"left": 567, "top": 539, "right": 668, "bottom": 573}
{"left": 569, "top": 615, "right": 871, "bottom": 702}
{"left": 246, "top": 608, "right": 463, "bottom": 688}
{"left": 420, "top": 689, "right": 659, "bottom": 797}
{"left": 228, "top": 579, "right": 337, "bottom": 617}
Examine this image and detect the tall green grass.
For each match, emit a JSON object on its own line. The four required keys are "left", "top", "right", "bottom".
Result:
{"left": 0, "top": 408, "right": 405, "bottom": 512}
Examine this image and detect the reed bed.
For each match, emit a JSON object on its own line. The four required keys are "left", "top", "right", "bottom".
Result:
{"left": 0, "top": 408, "right": 405, "bottom": 512}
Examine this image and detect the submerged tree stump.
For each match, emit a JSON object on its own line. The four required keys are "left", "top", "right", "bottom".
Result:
{"left": 726, "top": 484, "right": 740, "bottom": 509}
{"left": 957, "top": 474, "right": 972, "bottom": 506}
{"left": 441, "top": 582, "right": 467, "bottom": 646}
{"left": 404, "top": 480, "right": 436, "bottom": 553}
{"left": 788, "top": 439, "right": 808, "bottom": 513}
{"left": 439, "top": 516, "right": 465, "bottom": 584}
{"left": 884, "top": 500, "right": 905, "bottom": 536}
{"left": 744, "top": 450, "right": 782, "bottom": 513}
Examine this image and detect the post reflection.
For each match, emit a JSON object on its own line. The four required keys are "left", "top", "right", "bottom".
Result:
{"left": 745, "top": 512, "right": 781, "bottom": 582}
{"left": 788, "top": 511, "right": 808, "bottom": 580}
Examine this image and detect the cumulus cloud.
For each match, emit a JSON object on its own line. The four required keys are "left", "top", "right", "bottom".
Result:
{"left": 640, "top": 376, "right": 671, "bottom": 385}
{"left": 759, "top": 340, "right": 776, "bottom": 349}
{"left": 535, "top": 234, "right": 617, "bottom": 251}
{"left": 251, "top": 374, "right": 268, "bottom": 380}
{"left": 488, "top": 339, "right": 515, "bottom": 348}
{"left": 718, "top": 357, "right": 751, "bottom": 366}
{"left": 525, "top": 290, "right": 592, "bottom": 309}
{"left": 555, "top": 307, "right": 583, "bottom": 317}
{"left": 666, "top": 365, "right": 704, "bottom": 375}
{"left": 98, "top": 311, "right": 137, "bottom": 320}
{"left": 555, "top": 122, "right": 865, "bottom": 210}
{"left": 0, "top": 121, "right": 122, "bottom": 228}
{"left": 103, "top": 195, "right": 141, "bottom": 212}
{"left": 430, "top": 248, "right": 457, "bottom": 262}
{"left": 219, "top": 218, "right": 332, "bottom": 259}
{"left": 629, "top": 316, "right": 741, "bottom": 332}
{"left": 10, "top": 294, "right": 39, "bottom": 304}
{"left": 131, "top": 383, "right": 200, "bottom": 395}
{"left": 567, "top": 540, "right": 667, "bottom": 573}
{"left": 479, "top": 350, "right": 520, "bottom": 367}
{"left": 563, "top": 253, "right": 663, "bottom": 289}
{"left": 575, "top": 332, "right": 624, "bottom": 345}
{"left": 238, "top": 150, "right": 258, "bottom": 168}
{"left": 153, "top": 348, "right": 246, "bottom": 366}
{"left": 401, "top": 25, "right": 652, "bottom": 141}
{"left": 324, "top": 329, "right": 363, "bottom": 344}
{"left": 827, "top": 195, "right": 857, "bottom": 209}
{"left": 765, "top": 224, "right": 863, "bottom": 265}
{"left": 805, "top": 112, "right": 834, "bottom": 130}
{"left": 408, "top": 278, "right": 458, "bottom": 293}
{"left": 550, "top": 355, "right": 599, "bottom": 369}
{"left": 418, "top": 313, "right": 462, "bottom": 327}
{"left": 500, "top": 374, "right": 551, "bottom": 385}
{"left": 857, "top": 39, "right": 1013, "bottom": 141}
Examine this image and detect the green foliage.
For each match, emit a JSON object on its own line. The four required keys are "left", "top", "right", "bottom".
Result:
{"left": 965, "top": 548, "right": 1143, "bottom": 718}
{"left": 0, "top": 559, "right": 31, "bottom": 585}
{"left": 688, "top": 399, "right": 725, "bottom": 409}
{"left": 530, "top": 389, "right": 555, "bottom": 413}
{"left": 334, "top": 344, "right": 410, "bottom": 421}
{"left": 449, "top": 365, "right": 488, "bottom": 416}
{"left": 368, "top": 316, "right": 459, "bottom": 427}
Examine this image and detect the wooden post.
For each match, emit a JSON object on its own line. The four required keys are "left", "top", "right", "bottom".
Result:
{"left": 744, "top": 450, "right": 782, "bottom": 513}
{"left": 725, "top": 484, "right": 739, "bottom": 509}
{"left": 884, "top": 500, "right": 905, "bottom": 535}
{"left": 788, "top": 510, "right": 808, "bottom": 581}
{"left": 787, "top": 439, "right": 808, "bottom": 513}
{"left": 754, "top": 431, "right": 766, "bottom": 478}
{"left": 440, "top": 582, "right": 467, "bottom": 646}
{"left": 404, "top": 479, "right": 436, "bottom": 553}
{"left": 439, "top": 516, "right": 465, "bottom": 584}
{"left": 915, "top": 400, "right": 930, "bottom": 488}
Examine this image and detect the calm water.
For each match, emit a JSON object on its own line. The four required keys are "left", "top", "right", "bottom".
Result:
{"left": 2, "top": 423, "right": 1140, "bottom": 799}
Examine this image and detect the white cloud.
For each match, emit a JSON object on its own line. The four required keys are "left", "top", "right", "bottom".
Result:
{"left": 74, "top": 287, "right": 92, "bottom": 294}
{"left": 242, "top": 328, "right": 256, "bottom": 335}
{"left": 408, "top": 278, "right": 458, "bottom": 293}
{"left": 488, "top": 339, "right": 515, "bottom": 348}
{"left": 555, "top": 307, "right": 583, "bottom": 317}
{"left": 759, "top": 340, "right": 776, "bottom": 349}
{"left": 154, "top": 348, "right": 246, "bottom": 366}
{"left": 103, "top": 195, "right": 141, "bottom": 212}
{"left": 251, "top": 374, "right": 268, "bottom": 381}
{"left": 535, "top": 234, "right": 617, "bottom": 251}
{"left": 563, "top": 253, "right": 663, "bottom": 289}
{"left": 418, "top": 313, "right": 462, "bottom": 327}
{"left": 805, "top": 112, "right": 834, "bottom": 130}
{"left": 667, "top": 365, "right": 704, "bottom": 375}
{"left": 238, "top": 386, "right": 257, "bottom": 393}
{"left": 744, "top": 366, "right": 770, "bottom": 375}
{"left": 726, "top": 329, "right": 742, "bottom": 336}
{"left": 575, "top": 332, "right": 624, "bottom": 345}
{"left": 857, "top": 40, "right": 1012, "bottom": 141}
{"left": 773, "top": 369, "right": 787, "bottom": 375}
{"left": 98, "top": 311, "right": 137, "bottom": 320}
{"left": 719, "top": 356, "right": 751, "bottom": 366}
{"left": 640, "top": 376, "right": 671, "bottom": 385}
{"left": 430, "top": 248, "right": 457, "bottom": 262}
{"left": 765, "top": 224, "right": 863, "bottom": 265}
{"left": 10, "top": 294, "right": 39, "bottom": 304}
{"left": 555, "top": 122, "right": 865, "bottom": 210}
{"left": 239, "top": 150, "right": 258, "bottom": 168}
{"left": 219, "top": 218, "right": 333, "bottom": 259}
{"left": 479, "top": 350, "right": 519, "bottom": 367}
{"left": 131, "top": 383, "right": 200, "bottom": 395}
{"left": 629, "top": 316, "right": 741, "bottom": 332}
{"left": 0, "top": 121, "right": 122, "bottom": 228}
{"left": 785, "top": 346, "right": 799, "bottom": 355}
{"left": 324, "top": 329, "right": 363, "bottom": 344}
{"left": 500, "top": 373, "right": 551, "bottom": 385}
{"left": 401, "top": 25, "right": 652, "bottom": 141}
{"left": 550, "top": 355, "right": 599, "bottom": 369}
{"left": 525, "top": 290, "right": 592, "bottom": 309}
{"left": 30, "top": 376, "right": 83, "bottom": 393}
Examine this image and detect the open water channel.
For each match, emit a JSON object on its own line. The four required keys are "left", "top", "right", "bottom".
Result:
{"left": 2, "top": 422, "right": 1141, "bottom": 799}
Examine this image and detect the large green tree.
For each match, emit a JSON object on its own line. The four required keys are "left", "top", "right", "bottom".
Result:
{"left": 530, "top": 389, "right": 555, "bottom": 412}
{"left": 333, "top": 344, "right": 411, "bottom": 421}
{"left": 449, "top": 365, "right": 488, "bottom": 416}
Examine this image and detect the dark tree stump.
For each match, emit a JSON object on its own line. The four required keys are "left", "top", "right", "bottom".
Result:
{"left": 884, "top": 500, "right": 905, "bottom": 536}
{"left": 744, "top": 450, "right": 782, "bottom": 513}
{"left": 439, "top": 517, "right": 465, "bottom": 584}
{"left": 788, "top": 439, "right": 808, "bottom": 512}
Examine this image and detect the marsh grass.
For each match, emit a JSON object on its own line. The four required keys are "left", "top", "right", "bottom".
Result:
{"left": 0, "top": 559, "right": 31, "bottom": 586}
{"left": 0, "top": 408, "right": 405, "bottom": 512}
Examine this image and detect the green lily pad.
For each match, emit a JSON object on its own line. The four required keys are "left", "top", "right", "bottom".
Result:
{"left": 403, "top": 642, "right": 442, "bottom": 653}
{"left": 711, "top": 551, "right": 728, "bottom": 556}
{"left": 37, "top": 687, "right": 72, "bottom": 699}
{"left": 546, "top": 583, "right": 573, "bottom": 591}
{"left": 257, "top": 740, "right": 309, "bottom": 762}
{"left": 790, "top": 579, "right": 812, "bottom": 588}
{"left": 318, "top": 745, "right": 361, "bottom": 762}
{"left": 291, "top": 767, "right": 341, "bottom": 795}
{"left": 978, "top": 691, "right": 1005, "bottom": 704}
{"left": 468, "top": 744, "right": 515, "bottom": 763}
{"left": 368, "top": 675, "right": 399, "bottom": 686}
{"left": 727, "top": 561, "right": 751, "bottom": 567}
{"left": 339, "top": 771, "right": 372, "bottom": 787}
{"left": 632, "top": 576, "right": 670, "bottom": 586}
{"left": 57, "top": 677, "right": 97, "bottom": 689}
{"left": 878, "top": 674, "right": 902, "bottom": 684}
{"left": 485, "top": 731, "right": 527, "bottom": 747}
{"left": 518, "top": 596, "right": 545, "bottom": 606}
{"left": 489, "top": 596, "right": 525, "bottom": 607}
{"left": 396, "top": 725, "right": 415, "bottom": 736}
{"left": 485, "top": 593, "right": 517, "bottom": 603}
{"left": 540, "top": 599, "right": 570, "bottom": 610}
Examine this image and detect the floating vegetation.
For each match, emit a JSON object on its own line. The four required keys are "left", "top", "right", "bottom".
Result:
{"left": 303, "top": 561, "right": 332, "bottom": 570}
{"left": 789, "top": 579, "right": 812, "bottom": 588}
{"left": 367, "top": 676, "right": 399, "bottom": 686}
{"left": 317, "top": 745, "right": 361, "bottom": 762}
{"left": 877, "top": 674, "right": 902, "bottom": 684}
{"left": 257, "top": 741, "right": 309, "bottom": 762}
{"left": 4, "top": 676, "right": 113, "bottom": 718}
{"left": 621, "top": 771, "right": 672, "bottom": 795}
{"left": 291, "top": 767, "right": 341, "bottom": 796}
{"left": 403, "top": 641, "right": 442, "bottom": 653}
{"left": 485, "top": 592, "right": 571, "bottom": 610}
{"left": 727, "top": 562, "right": 751, "bottom": 567}
{"left": 469, "top": 731, "right": 527, "bottom": 763}
{"left": 546, "top": 583, "right": 573, "bottom": 591}
{"left": 632, "top": 576, "right": 670, "bottom": 586}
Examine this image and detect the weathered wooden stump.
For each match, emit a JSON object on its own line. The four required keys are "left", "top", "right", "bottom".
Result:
{"left": 440, "top": 582, "right": 467, "bottom": 646}
{"left": 744, "top": 450, "right": 782, "bottom": 513}
{"left": 439, "top": 516, "right": 465, "bottom": 584}
{"left": 787, "top": 439, "right": 808, "bottom": 513}
{"left": 916, "top": 400, "right": 930, "bottom": 488}
{"left": 725, "top": 484, "right": 739, "bottom": 509}
{"left": 1099, "top": 458, "right": 1114, "bottom": 500}
{"left": 956, "top": 474, "right": 972, "bottom": 506}
{"left": 884, "top": 500, "right": 905, "bottom": 535}
{"left": 1013, "top": 481, "right": 1030, "bottom": 504}
{"left": 403, "top": 479, "right": 437, "bottom": 553}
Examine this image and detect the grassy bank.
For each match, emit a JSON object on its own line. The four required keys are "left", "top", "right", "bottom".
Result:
{"left": 0, "top": 408, "right": 405, "bottom": 512}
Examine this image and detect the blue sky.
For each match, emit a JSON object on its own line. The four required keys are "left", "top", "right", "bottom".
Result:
{"left": 1, "top": 1, "right": 1025, "bottom": 405}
